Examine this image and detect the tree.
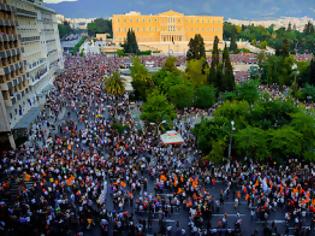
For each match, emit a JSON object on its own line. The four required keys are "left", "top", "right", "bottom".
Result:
{"left": 261, "top": 55, "right": 295, "bottom": 86}
{"left": 58, "top": 21, "right": 72, "bottom": 39}
{"left": 209, "top": 36, "right": 220, "bottom": 87}
{"left": 103, "top": 72, "right": 125, "bottom": 96}
{"left": 140, "top": 90, "right": 176, "bottom": 125}
{"left": 185, "top": 59, "right": 208, "bottom": 86}
{"left": 287, "top": 22, "right": 292, "bottom": 31}
{"left": 290, "top": 112, "right": 315, "bottom": 155}
{"left": 269, "top": 126, "right": 303, "bottom": 159}
{"left": 168, "top": 82, "right": 194, "bottom": 109}
{"left": 303, "top": 21, "right": 315, "bottom": 34}
{"left": 193, "top": 116, "right": 230, "bottom": 154}
{"left": 235, "top": 79, "right": 260, "bottom": 104}
{"left": 87, "top": 18, "right": 112, "bottom": 37}
{"left": 229, "top": 34, "right": 238, "bottom": 53}
{"left": 163, "top": 57, "right": 179, "bottom": 73}
{"left": 123, "top": 29, "right": 140, "bottom": 54}
{"left": 309, "top": 58, "right": 315, "bottom": 85}
{"left": 214, "top": 100, "right": 250, "bottom": 128}
{"left": 186, "top": 34, "right": 206, "bottom": 60}
{"left": 207, "top": 139, "right": 227, "bottom": 164}
{"left": 235, "top": 126, "right": 269, "bottom": 161}
{"left": 130, "top": 57, "right": 154, "bottom": 100}
{"left": 194, "top": 85, "right": 216, "bottom": 109}
{"left": 275, "top": 39, "right": 290, "bottom": 57}
{"left": 222, "top": 44, "right": 235, "bottom": 91}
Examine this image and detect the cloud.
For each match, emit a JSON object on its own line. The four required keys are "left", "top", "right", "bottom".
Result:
{"left": 44, "top": 0, "right": 78, "bottom": 4}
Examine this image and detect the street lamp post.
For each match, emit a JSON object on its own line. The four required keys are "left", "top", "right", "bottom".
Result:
{"left": 228, "top": 120, "right": 236, "bottom": 159}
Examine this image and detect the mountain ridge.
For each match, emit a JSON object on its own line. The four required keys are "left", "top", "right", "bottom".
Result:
{"left": 45, "top": 0, "right": 315, "bottom": 19}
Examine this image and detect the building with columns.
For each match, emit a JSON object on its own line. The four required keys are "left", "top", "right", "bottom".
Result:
{"left": 112, "top": 10, "right": 224, "bottom": 54}
{"left": 0, "top": 0, "right": 63, "bottom": 149}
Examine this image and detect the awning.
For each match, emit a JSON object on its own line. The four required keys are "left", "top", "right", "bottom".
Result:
{"left": 14, "top": 107, "right": 41, "bottom": 129}
{"left": 160, "top": 130, "right": 184, "bottom": 145}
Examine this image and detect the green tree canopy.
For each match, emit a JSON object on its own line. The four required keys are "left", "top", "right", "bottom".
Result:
{"left": 130, "top": 57, "right": 154, "bottom": 100}
{"left": 222, "top": 44, "right": 235, "bottom": 91}
{"left": 103, "top": 72, "right": 125, "bottom": 96}
{"left": 235, "top": 79, "right": 260, "bottom": 104}
{"left": 140, "top": 90, "right": 176, "bottom": 125}
{"left": 229, "top": 34, "right": 238, "bottom": 53}
{"left": 269, "top": 126, "right": 303, "bottom": 159}
{"left": 185, "top": 59, "right": 209, "bottom": 86}
{"left": 235, "top": 126, "right": 269, "bottom": 161}
{"left": 194, "top": 85, "right": 216, "bottom": 109}
{"left": 87, "top": 18, "right": 112, "bottom": 37}
{"left": 123, "top": 29, "right": 140, "bottom": 54}
{"left": 167, "top": 82, "right": 194, "bottom": 109}
{"left": 186, "top": 34, "right": 206, "bottom": 60}
{"left": 58, "top": 21, "right": 72, "bottom": 39}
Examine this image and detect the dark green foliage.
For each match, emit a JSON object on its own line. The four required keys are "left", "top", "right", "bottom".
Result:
{"left": 194, "top": 85, "right": 216, "bottom": 109}
{"left": 168, "top": 82, "right": 194, "bottom": 109}
{"left": 130, "top": 57, "right": 154, "bottom": 100}
{"left": 185, "top": 59, "right": 208, "bottom": 86}
{"left": 224, "top": 21, "right": 315, "bottom": 54}
{"left": 87, "top": 18, "right": 112, "bottom": 37}
{"left": 235, "top": 126, "right": 269, "bottom": 161}
{"left": 275, "top": 39, "right": 290, "bottom": 57}
{"left": 193, "top": 94, "right": 313, "bottom": 162}
{"left": 70, "top": 36, "right": 86, "bottom": 55}
{"left": 140, "top": 90, "right": 176, "bottom": 125}
{"left": 209, "top": 36, "right": 221, "bottom": 87}
{"left": 187, "top": 34, "right": 206, "bottom": 60}
{"left": 229, "top": 34, "right": 238, "bottom": 53}
{"left": 235, "top": 80, "right": 259, "bottom": 104}
{"left": 123, "top": 29, "right": 140, "bottom": 54}
{"left": 58, "top": 21, "right": 72, "bottom": 39}
{"left": 309, "top": 58, "right": 315, "bottom": 85}
{"left": 260, "top": 55, "right": 295, "bottom": 86}
{"left": 222, "top": 44, "right": 235, "bottom": 91}
{"left": 303, "top": 21, "right": 315, "bottom": 34}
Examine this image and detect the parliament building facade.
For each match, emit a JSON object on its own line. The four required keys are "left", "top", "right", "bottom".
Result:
{"left": 112, "top": 10, "right": 223, "bottom": 54}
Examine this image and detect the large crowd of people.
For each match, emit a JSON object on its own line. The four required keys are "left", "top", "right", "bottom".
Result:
{"left": 0, "top": 54, "right": 314, "bottom": 236}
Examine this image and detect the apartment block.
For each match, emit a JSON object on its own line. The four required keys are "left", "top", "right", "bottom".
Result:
{"left": 0, "top": 0, "right": 63, "bottom": 149}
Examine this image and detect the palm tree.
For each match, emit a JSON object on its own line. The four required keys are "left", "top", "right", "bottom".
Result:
{"left": 103, "top": 72, "right": 125, "bottom": 96}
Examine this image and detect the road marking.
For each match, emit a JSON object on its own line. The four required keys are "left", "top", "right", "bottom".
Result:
{"left": 151, "top": 219, "right": 176, "bottom": 223}
{"left": 212, "top": 214, "right": 246, "bottom": 217}
{"left": 256, "top": 220, "right": 285, "bottom": 224}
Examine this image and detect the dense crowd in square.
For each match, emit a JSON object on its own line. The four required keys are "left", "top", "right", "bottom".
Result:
{"left": 0, "top": 54, "right": 314, "bottom": 236}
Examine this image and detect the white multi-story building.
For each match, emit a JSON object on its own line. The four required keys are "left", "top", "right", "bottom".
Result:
{"left": 0, "top": 0, "right": 63, "bottom": 149}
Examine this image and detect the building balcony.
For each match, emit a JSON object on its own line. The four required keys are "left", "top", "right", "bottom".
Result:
{"left": 21, "top": 36, "right": 40, "bottom": 43}
{"left": 0, "top": 33, "right": 18, "bottom": 42}
{"left": 0, "top": 61, "right": 24, "bottom": 76}
{"left": 0, "top": 2, "right": 14, "bottom": 12}
{"left": 4, "top": 98, "right": 12, "bottom": 107}
{"left": 0, "top": 47, "right": 22, "bottom": 59}
{"left": 0, "top": 19, "right": 17, "bottom": 27}
{"left": 27, "top": 58, "right": 46, "bottom": 73}
{"left": 0, "top": 80, "right": 13, "bottom": 90}
{"left": 29, "top": 68, "right": 48, "bottom": 87}
{"left": 15, "top": 7, "right": 37, "bottom": 18}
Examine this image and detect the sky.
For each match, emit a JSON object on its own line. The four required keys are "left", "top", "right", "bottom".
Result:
{"left": 44, "top": 0, "right": 315, "bottom": 19}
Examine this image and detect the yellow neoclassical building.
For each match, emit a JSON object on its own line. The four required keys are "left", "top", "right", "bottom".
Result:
{"left": 112, "top": 10, "right": 224, "bottom": 54}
